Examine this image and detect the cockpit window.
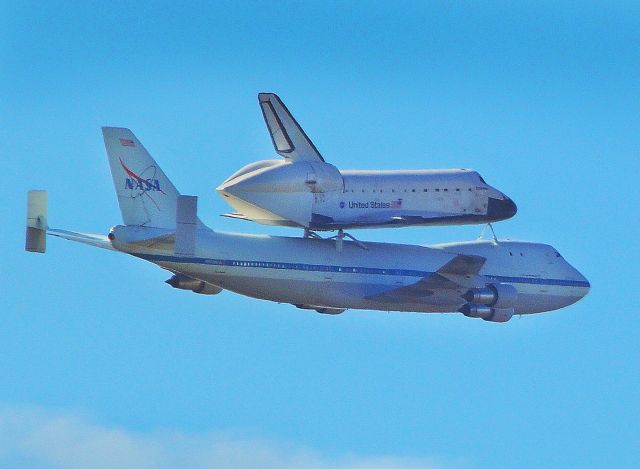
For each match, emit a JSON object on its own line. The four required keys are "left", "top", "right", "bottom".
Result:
{"left": 477, "top": 174, "right": 487, "bottom": 184}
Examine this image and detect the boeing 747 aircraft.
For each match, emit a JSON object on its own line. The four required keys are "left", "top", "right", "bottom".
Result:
{"left": 25, "top": 128, "right": 588, "bottom": 322}
{"left": 217, "top": 93, "right": 517, "bottom": 232}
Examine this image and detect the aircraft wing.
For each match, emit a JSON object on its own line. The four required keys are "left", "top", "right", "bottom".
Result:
{"left": 258, "top": 93, "right": 325, "bottom": 163}
{"left": 366, "top": 254, "right": 486, "bottom": 302}
{"left": 309, "top": 211, "right": 467, "bottom": 230}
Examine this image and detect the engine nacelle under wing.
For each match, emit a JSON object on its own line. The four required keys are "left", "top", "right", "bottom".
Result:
{"left": 483, "top": 308, "right": 514, "bottom": 323}
{"left": 459, "top": 304, "right": 514, "bottom": 323}
{"left": 463, "top": 283, "right": 518, "bottom": 309}
{"left": 295, "top": 304, "right": 346, "bottom": 315}
{"left": 166, "top": 274, "right": 223, "bottom": 295}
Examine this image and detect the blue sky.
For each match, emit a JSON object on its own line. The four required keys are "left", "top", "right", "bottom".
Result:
{"left": 2, "top": 1, "right": 639, "bottom": 467}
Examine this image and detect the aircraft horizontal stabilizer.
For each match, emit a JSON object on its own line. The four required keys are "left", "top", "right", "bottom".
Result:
{"left": 48, "top": 229, "right": 114, "bottom": 250}
{"left": 26, "top": 190, "right": 115, "bottom": 252}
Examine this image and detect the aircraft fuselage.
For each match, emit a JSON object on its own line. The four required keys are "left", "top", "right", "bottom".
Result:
{"left": 110, "top": 226, "right": 589, "bottom": 317}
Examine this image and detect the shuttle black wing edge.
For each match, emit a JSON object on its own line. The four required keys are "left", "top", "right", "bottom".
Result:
{"left": 258, "top": 93, "right": 325, "bottom": 163}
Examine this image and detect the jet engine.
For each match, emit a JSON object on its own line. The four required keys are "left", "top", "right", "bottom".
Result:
{"left": 459, "top": 304, "right": 514, "bottom": 323}
{"left": 165, "top": 274, "right": 223, "bottom": 295}
{"left": 460, "top": 284, "right": 517, "bottom": 322}
{"left": 294, "top": 304, "right": 346, "bottom": 315}
{"left": 315, "top": 307, "right": 346, "bottom": 315}
{"left": 462, "top": 283, "right": 518, "bottom": 309}
{"left": 485, "top": 308, "right": 514, "bottom": 323}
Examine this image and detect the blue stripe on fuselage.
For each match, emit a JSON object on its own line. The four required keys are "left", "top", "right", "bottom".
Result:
{"left": 133, "top": 253, "right": 590, "bottom": 288}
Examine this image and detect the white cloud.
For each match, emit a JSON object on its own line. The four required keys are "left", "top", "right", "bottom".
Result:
{"left": 0, "top": 405, "right": 458, "bottom": 469}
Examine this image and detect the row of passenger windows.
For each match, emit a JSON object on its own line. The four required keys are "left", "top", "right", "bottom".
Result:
{"left": 345, "top": 187, "right": 474, "bottom": 193}
{"left": 227, "top": 260, "right": 416, "bottom": 276}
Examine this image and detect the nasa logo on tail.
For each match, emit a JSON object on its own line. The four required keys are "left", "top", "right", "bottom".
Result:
{"left": 119, "top": 158, "right": 165, "bottom": 204}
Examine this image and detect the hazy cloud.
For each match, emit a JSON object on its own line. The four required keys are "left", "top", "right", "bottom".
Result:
{"left": 0, "top": 405, "right": 456, "bottom": 469}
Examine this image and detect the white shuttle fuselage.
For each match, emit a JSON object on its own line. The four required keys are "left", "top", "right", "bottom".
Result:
{"left": 217, "top": 93, "right": 516, "bottom": 231}
{"left": 218, "top": 159, "right": 517, "bottom": 230}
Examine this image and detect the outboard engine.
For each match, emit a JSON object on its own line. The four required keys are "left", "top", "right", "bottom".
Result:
{"left": 484, "top": 308, "right": 514, "bottom": 323}
{"left": 166, "top": 274, "right": 223, "bottom": 295}
{"left": 463, "top": 283, "right": 518, "bottom": 308}
{"left": 459, "top": 304, "right": 514, "bottom": 323}
{"left": 460, "top": 283, "right": 518, "bottom": 323}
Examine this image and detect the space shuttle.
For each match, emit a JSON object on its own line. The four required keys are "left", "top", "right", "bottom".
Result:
{"left": 217, "top": 93, "right": 517, "bottom": 231}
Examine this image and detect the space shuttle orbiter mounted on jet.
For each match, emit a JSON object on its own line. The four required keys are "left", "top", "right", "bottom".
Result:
{"left": 217, "top": 93, "right": 517, "bottom": 231}
{"left": 25, "top": 127, "right": 589, "bottom": 322}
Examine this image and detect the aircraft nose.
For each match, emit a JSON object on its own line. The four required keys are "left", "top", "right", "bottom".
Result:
{"left": 487, "top": 196, "right": 518, "bottom": 221}
{"left": 577, "top": 271, "right": 591, "bottom": 297}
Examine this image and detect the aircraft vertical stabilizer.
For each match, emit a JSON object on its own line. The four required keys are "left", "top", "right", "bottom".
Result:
{"left": 25, "top": 190, "right": 47, "bottom": 253}
{"left": 102, "top": 127, "right": 184, "bottom": 228}
{"left": 175, "top": 195, "right": 198, "bottom": 256}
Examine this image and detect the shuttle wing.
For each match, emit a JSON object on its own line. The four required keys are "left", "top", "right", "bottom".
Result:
{"left": 309, "top": 211, "right": 470, "bottom": 230}
{"left": 367, "top": 254, "right": 486, "bottom": 302}
{"left": 258, "top": 93, "right": 324, "bottom": 162}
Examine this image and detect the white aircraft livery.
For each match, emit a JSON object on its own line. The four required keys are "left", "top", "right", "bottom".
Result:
{"left": 217, "top": 93, "right": 517, "bottom": 231}
{"left": 25, "top": 128, "right": 589, "bottom": 323}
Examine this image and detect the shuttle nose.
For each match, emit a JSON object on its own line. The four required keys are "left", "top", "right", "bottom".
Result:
{"left": 487, "top": 196, "right": 518, "bottom": 221}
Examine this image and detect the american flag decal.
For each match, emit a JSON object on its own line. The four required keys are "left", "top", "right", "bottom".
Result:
{"left": 120, "top": 138, "right": 135, "bottom": 147}
{"left": 391, "top": 198, "right": 403, "bottom": 209}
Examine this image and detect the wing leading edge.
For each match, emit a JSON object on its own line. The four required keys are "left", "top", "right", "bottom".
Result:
{"left": 258, "top": 93, "right": 324, "bottom": 163}
{"left": 367, "top": 254, "right": 486, "bottom": 302}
